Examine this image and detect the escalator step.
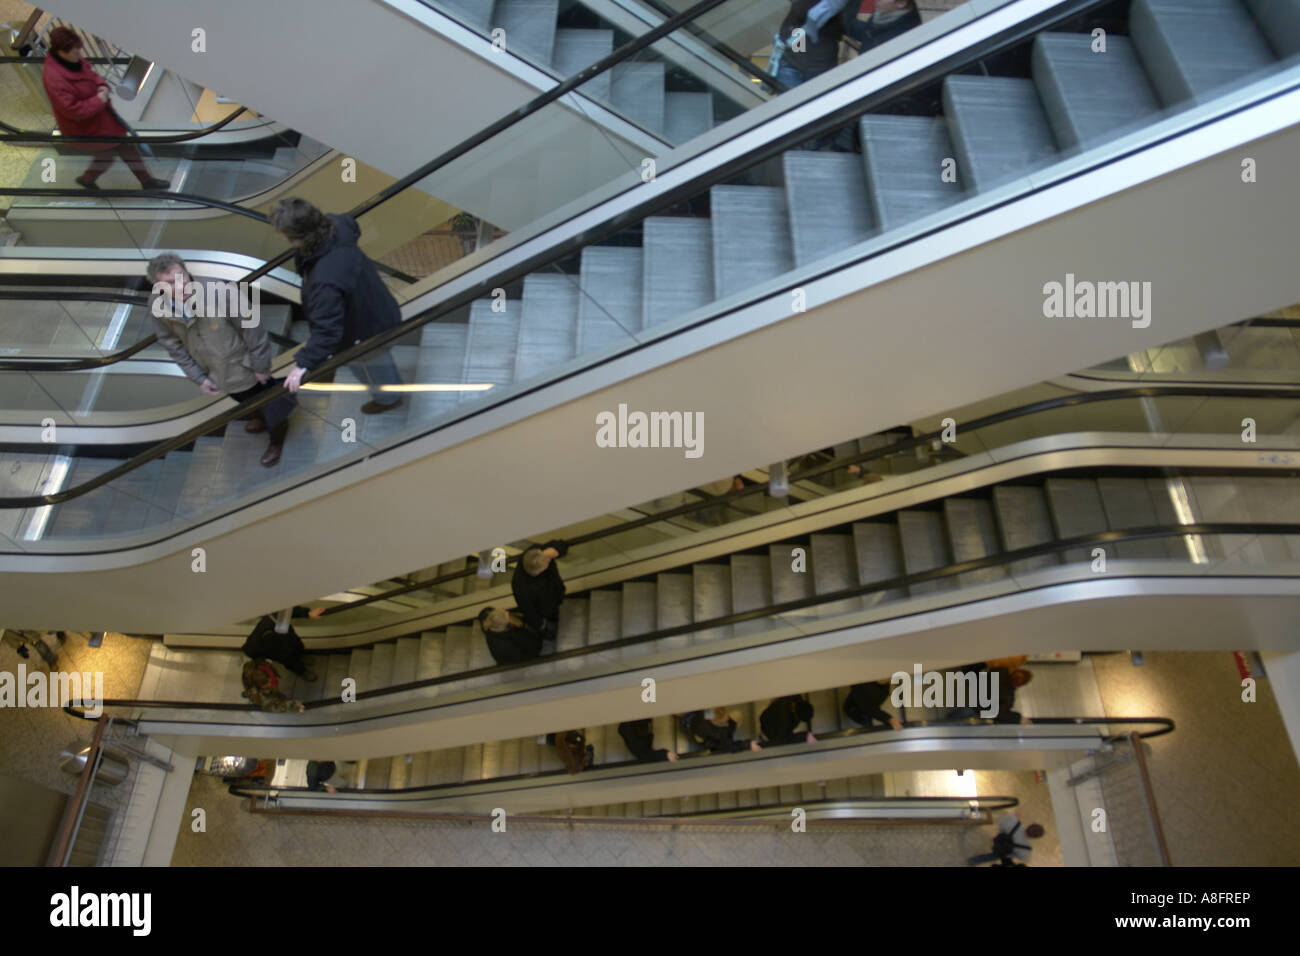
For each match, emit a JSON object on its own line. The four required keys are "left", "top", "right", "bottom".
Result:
{"left": 1031, "top": 33, "right": 1161, "bottom": 151}
{"left": 576, "top": 247, "right": 643, "bottom": 351}
{"left": 655, "top": 572, "right": 694, "bottom": 652}
{"left": 692, "top": 563, "right": 733, "bottom": 644}
{"left": 1097, "top": 476, "right": 1168, "bottom": 559}
{"left": 441, "top": 626, "right": 472, "bottom": 677}
{"left": 392, "top": 636, "right": 420, "bottom": 687}
{"left": 943, "top": 497, "right": 1006, "bottom": 586}
{"left": 586, "top": 589, "right": 623, "bottom": 665}
{"left": 416, "top": 631, "right": 444, "bottom": 683}
{"left": 710, "top": 185, "right": 794, "bottom": 301}
{"left": 552, "top": 28, "right": 614, "bottom": 98}
{"left": 464, "top": 299, "right": 522, "bottom": 388}
{"left": 769, "top": 543, "right": 813, "bottom": 603}
{"left": 992, "top": 485, "right": 1061, "bottom": 573}
{"left": 621, "top": 580, "right": 657, "bottom": 658}
{"left": 1246, "top": 0, "right": 1300, "bottom": 57}
{"left": 897, "top": 510, "right": 955, "bottom": 594}
{"left": 1130, "top": 0, "right": 1276, "bottom": 105}
{"left": 517, "top": 736, "right": 541, "bottom": 774}
{"left": 409, "top": 751, "right": 431, "bottom": 788}
{"left": 514, "top": 273, "right": 578, "bottom": 382}
{"left": 824, "top": 777, "right": 851, "bottom": 800}
{"left": 461, "top": 743, "right": 485, "bottom": 783}
{"left": 610, "top": 61, "right": 666, "bottom": 134}
{"left": 348, "top": 648, "right": 372, "bottom": 695}
{"left": 494, "top": 0, "right": 559, "bottom": 66}
{"left": 554, "top": 597, "right": 589, "bottom": 672}
{"left": 468, "top": 621, "right": 495, "bottom": 672}
{"left": 642, "top": 218, "right": 713, "bottom": 327}
{"left": 810, "top": 532, "right": 860, "bottom": 615}
{"left": 440, "top": 0, "right": 493, "bottom": 31}
{"left": 664, "top": 91, "right": 714, "bottom": 144}
{"left": 782, "top": 151, "right": 876, "bottom": 269}
{"left": 852, "top": 521, "right": 906, "bottom": 607}
{"left": 1044, "top": 477, "right": 1108, "bottom": 564}
{"left": 942, "top": 75, "right": 1058, "bottom": 194}
{"left": 323, "top": 653, "right": 351, "bottom": 705}
{"left": 859, "top": 114, "right": 964, "bottom": 231}
{"left": 410, "top": 322, "right": 470, "bottom": 421}
{"left": 729, "top": 553, "right": 773, "bottom": 638}
{"left": 807, "top": 688, "right": 839, "bottom": 735}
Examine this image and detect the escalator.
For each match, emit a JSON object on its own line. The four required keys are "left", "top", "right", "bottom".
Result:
{"left": 3, "top": 0, "right": 1300, "bottom": 629}
{"left": 223, "top": 715, "right": 1169, "bottom": 815}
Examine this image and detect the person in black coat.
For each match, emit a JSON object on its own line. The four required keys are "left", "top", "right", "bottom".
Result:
{"left": 758, "top": 694, "right": 818, "bottom": 747}
{"left": 271, "top": 198, "right": 405, "bottom": 414}
{"left": 618, "top": 719, "right": 679, "bottom": 763}
{"left": 843, "top": 680, "right": 904, "bottom": 731}
{"left": 477, "top": 607, "right": 544, "bottom": 665}
{"left": 241, "top": 614, "right": 316, "bottom": 681}
{"left": 510, "top": 539, "right": 569, "bottom": 637}
{"left": 681, "top": 708, "right": 761, "bottom": 754}
{"left": 845, "top": 0, "right": 922, "bottom": 52}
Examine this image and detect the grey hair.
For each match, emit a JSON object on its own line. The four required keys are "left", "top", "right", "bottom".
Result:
{"left": 146, "top": 252, "right": 186, "bottom": 282}
{"left": 270, "top": 197, "right": 334, "bottom": 255}
{"left": 523, "top": 548, "right": 550, "bottom": 576}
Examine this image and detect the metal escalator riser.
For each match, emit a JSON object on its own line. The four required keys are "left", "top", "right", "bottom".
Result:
{"left": 409, "top": 751, "right": 431, "bottom": 788}
{"left": 851, "top": 520, "right": 908, "bottom": 608}
{"left": 555, "top": 597, "right": 590, "bottom": 673}
{"left": 651, "top": 714, "right": 675, "bottom": 762}
{"left": 323, "top": 654, "right": 351, "bottom": 705}
{"left": 442, "top": 624, "right": 474, "bottom": 681}
{"left": 991, "top": 484, "right": 1061, "bottom": 574}
{"left": 1097, "top": 476, "right": 1169, "bottom": 560}
{"left": 621, "top": 580, "right": 657, "bottom": 662}
{"left": 440, "top": 0, "right": 493, "bottom": 31}
{"left": 461, "top": 742, "right": 485, "bottom": 784}
{"left": 494, "top": 0, "right": 559, "bottom": 66}
{"left": 1031, "top": 33, "right": 1161, "bottom": 152}
{"left": 610, "top": 61, "right": 667, "bottom": 135}
{"left": 641, "top": 217, "right": 713, "bottom": 327}
{"left": 655, "top": 571, "right": 693, "bottom": 653}
{"left": 575, "top": 246, "right": 643, "bottom": 351}
{"left": 665, "top": 91, "right": 715, "bottom": 144}
{"left": 692, "top": 562, "right": 733, "bottom": 645}
{"left": 1131, "top": 0, "right": 1278, "bottom": 105}
{"left": 514, "top": 273, "right": 578, "bottom": 382}
{"left": 348, "top": 647, "right": 372, "bottom": 696}
{"left": 859, "top": 115, "right": 964, "bottom": 233}
{"left": 897, "top": 510, "right": 955, "bottom": 595}
{"left": 416, "top": 631, "right": 444, "bottom": 686}
{"left": 943, "top": 497, "right": 1006, "bottom": 587}
{"left": 518, "top": 736, "right": 541, "bottom": 775}
{"left": 769, "top": 542, "right": 811, "bottom": 603}
{"left": 809, "top": 532, "right": 860, "bottom": 616}
{"left": 709, "top": 185, "right": 794, "bottom": 301}
{"left": 552, "top": 28, "right": 615, "bottom": 99}
{"left": 807, "top": 688, "right": 840, "bottom": 736}
{"left": 467, "top": 621, "right": 495, "bottom": 673}
{"left": 409, "top": 322, "right": 470, "bottom": 421}
{"left": 586, "top": 589, "right": 623, "bottom": 666}
{"left": 1246, "top": 0, "right": 1300, "bottom": 56}
{"left": 782, "top": 152, "right": 876, "bottom": 270}
{"left": 1044, "top": 476, "right": 1109, "bottom": 565}
{"left": 484, "top": 738, "right": 509, "bottom": 779}
{"left": 463, "top": 299, "right": 522, "bottom": 388}
{"left": 942, "top": 75, "right": 1059, "bottom": 195}
{"left": 728, "top": 553, "right": 772, "bottom": 637}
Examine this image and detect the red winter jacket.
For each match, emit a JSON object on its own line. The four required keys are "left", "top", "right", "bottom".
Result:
{"left": 41, "top": 54, "right": 126, "bottom": 151}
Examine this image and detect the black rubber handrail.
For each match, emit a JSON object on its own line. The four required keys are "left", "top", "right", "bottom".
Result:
{"left": 312, "top": 382, "right": 1300, "bottom": 615}
{"left": 0, "top": 105, "right": 256, "bottom": 144}
{"left": 223, "top": 717, "right": 1174, "bottom": 800}
{"left": 56, "top": 523, "right": 1297, "bottom": 717}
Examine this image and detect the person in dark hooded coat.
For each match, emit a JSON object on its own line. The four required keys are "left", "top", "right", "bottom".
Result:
{"left": 271, "top": 198, "right": 404, "bottom": 413}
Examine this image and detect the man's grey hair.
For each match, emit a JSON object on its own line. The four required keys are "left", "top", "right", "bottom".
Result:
{"left": 523, "top": 548, "right": 550, "bottom": 576}
{"left": 146, "top": 252, "right": 186, "bottom": 283}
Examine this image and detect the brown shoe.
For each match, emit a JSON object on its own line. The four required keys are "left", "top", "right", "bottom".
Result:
{"left": 260, "top": 442, "right": 283, "bottom": 467}
{"left": 244, "top": 416, "right": 267, "bottom": 434}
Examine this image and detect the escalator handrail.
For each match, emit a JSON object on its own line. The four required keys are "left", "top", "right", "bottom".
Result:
{"left": 56, "top": 522, "right": 1298, "bottom": 716}
{"left": 313, "top": 381, "right": 1300, "bottom": 615}
{"left": 0, "top": 105, "right": 256, "bottom": 144}
{"left": 221, "top": 716, "right": 1175, "bottom": 799}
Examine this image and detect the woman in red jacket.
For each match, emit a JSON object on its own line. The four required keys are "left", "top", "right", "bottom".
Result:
{"left": 40, "top": 26, "right": 168, "bottom": 191}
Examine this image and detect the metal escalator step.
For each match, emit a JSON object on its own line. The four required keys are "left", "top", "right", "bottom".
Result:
{"left": 810, "top": 532, "right": 860, "bottom": 615}
{"left": 824, "top": 777, "right": 851, "bottom": 800}
{"left": 620, "top": 580, "right": 657, "bottom": 660}
{"left": 555, "top": 597, "right": 589, "bottom": 672}
{"left": 603, "top": 722, "right": 632, "bottom": 763}
{"left": 943, "top": 497, "right": 1007, "bottom": 586}
{"left": 586, "top": 589, "right": 622, "bottom": 667}
{"left": 552, "top": 28, "right": 613, "bottom": 97}
{"left": 717, "top": 790, "right": 738, "bottom": 811}
{"left": 782, "top": 151, "right": 875, "bottom": 268}
{"left": 1130, "top": 0, "right": 1276, "bottom": 105}
{"left": 655, "top": 572, "right": 693, "bottom": 652}
{"left": 461, "top": 743, "right": 484, "bottom": 783}
{"left": 322, "top": 654, "right": 351, "bottom": 705}
{"left": 1245, "top": 0, "right": 1300, "bottom": 57}
{"left": 807, "top": 688, "right": 839, "bottom": 735}
{"left": 480, "top": 740, "right": 503, "bottom": 780}
{"left": 517, "top": 737, "right": 541, "bottom": 774}
{"left": 576, "top": 246, "right": 643, "bottom": 351}
{"left": 642, "top": 217, "right": 713, "bottom": 327}
{"left": 425, "top": 748, "right": 464, "bottom": 786}
{"left": 494, "top": 0, "right": 559, "bottom": 66}
{"left": 729, "top": 553, "right": 773, "bottom": 638}
{"left": 408, "top": 751, "right": 431, "bottom": 787}
{"left": 735, "top": 789, "right": 760, "bottom": 808}
{"left": 942, "top": 75, "right": 1058, "bottom": 194}
{"left": 409, "top": 322, "right": 470, "bottom": 421}
{"left": 464, "top": 299, "right": 522, "bottom": 389}
{"left": 468, "top": 621, "right": 495, "bottom": 672}
{"left": 416, "top": 631, "right": 444, "bottom": 683}
{"left": 440, "top": 626, "right": 472, "bottom": 678}
{"left": 347, "top": 648, "right": 372, "bottom": 695}
{"left": 757, "top": 785, "right": 780, "bottom": 806}
{"left": 652, "top": 714, "right": 676, "bottom": 760}
{"left": 852, "top": 521, "right": 906, "bottom": 607}
{"left": 692, "top": 563, "right": 733, "bottom": 644}
{"left": 697, "top": 792, "right": 719, "bottom": 812}
{"left": 992, "top": 485, "right": 1062, "bottom": 573}
{"left": 710, "top": 185, "right": 793, "bottom": 301}
{"left": 609, "top": 61, "right": 666, "bottom": 134}
{"left": 801, "top": 781, "right": 823, "bottom": 804}
{"left": 514, "top": 273, "right": 578, "bottom": 382}
{"left": 1044, "top": 477, "right": 1108, "bottom": 565}
{"left": 440, "top": 0, "right": 493, "bottom": 30}
{"left": 778, "top": 784, "right": 801, "bottom": 805}
{"left": 1097, "top": 476, "right": 1168, "bottom": 559}
{"left": 1031, "top": 33, "right": 1161, "bottom": 151}
{"left": 897, "top": 510, "right": 955, "bottom": 595}
{"left": 769, "top": 543, "right": 813, "bottom": 604}
{"left": 859, "top": 114, "right": 964, "bottom": 232}
{"left": 392, "top": 637, "right": 420, "bottom": 686}
{"left": 368, "top": 643, "right": 395, "bottom": 698}
{"left": 664, "top": 91, "right": 714, "bottom": 143}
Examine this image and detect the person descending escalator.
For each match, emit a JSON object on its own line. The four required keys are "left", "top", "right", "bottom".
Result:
{"left": 273, "top": 198, "right": 405, "bottom": 414}
{"left": 843, "top": 680, "right": 905, "bottom": 731}
{"left": 549, "top": 730, "right": 594, "bottom": 774}
{"left": 241, "top": 612, "right": 317, "bottom": 682}
{"left": 476, "top": 607, "right": 544, "bottom": 666}
{"left": 240, "top": 660, "right": 305, "bottom": 713}
{"left": 618, "top": 719, "right": 679, "bottom": 763}
{"left": 41, "top": 27, "right": 169, "bottom": 191}
{"left": 774, "top": 0, "right": 846, "bottom": 90}
{"left": 680, "top": 707, "right": 762, "bottom": 754}
{"left": 757, "top": 694, "right": 818, "bottom": 747}
{"left": 511, "top": 540, "right": 569, "bottom": 639}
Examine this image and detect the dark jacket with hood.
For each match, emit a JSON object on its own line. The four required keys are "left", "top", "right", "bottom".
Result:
{"left": 510, "top": 540, "right": 569, "bottom": 633}
{"left": 293, "top": 213, "right": 402, "bottom": 372}
{"left": 759, "top": 694, "right": 815, "bottom": 746}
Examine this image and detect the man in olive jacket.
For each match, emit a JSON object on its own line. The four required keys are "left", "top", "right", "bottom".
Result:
{"left": 147, "top": 253, "right": 295, "bottom": 466}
